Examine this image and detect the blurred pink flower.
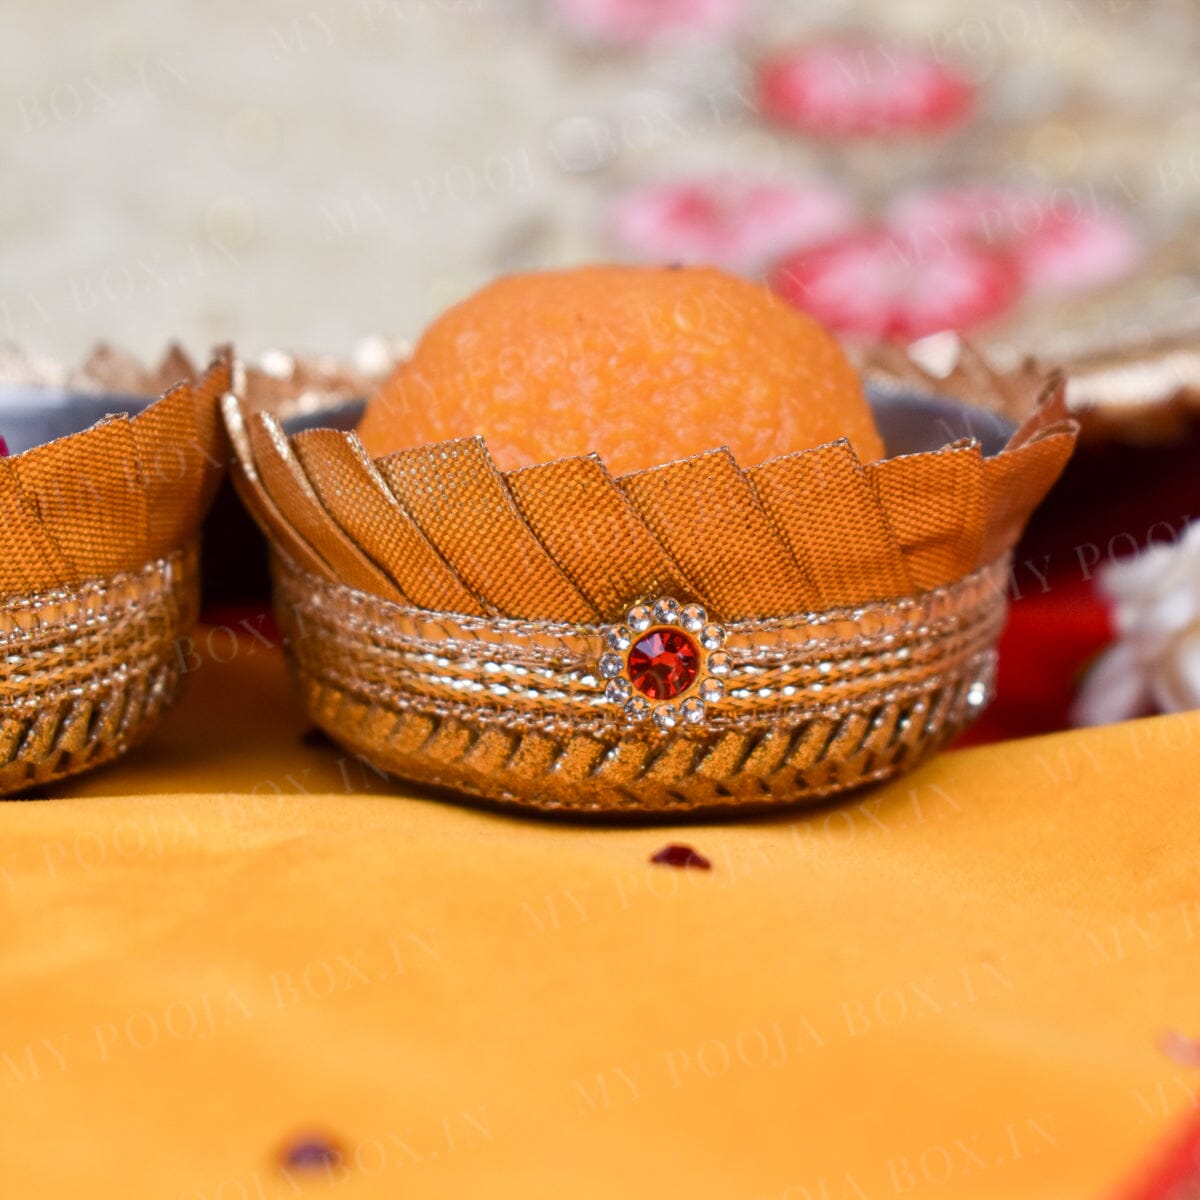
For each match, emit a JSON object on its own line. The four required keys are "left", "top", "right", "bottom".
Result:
{"left": 770, "top": 227, "right": 1022, "bottom": 341}
{"left": 1073, "top": 522, "right": 1200, "bottom": 727}
{"left": 610, "top": 177, "right": 857, "bottom": 274}
{"left": 553, "top": 0, "right": 744, "bottom": 43}
{"left": 890, "top": 184, "right": 1141, "bottom": 293}
{"left": 757, "top": 39, "right": 975, "bottom": 138}
{"left": 0, "top": 436, "right": 7, "bottom": 457}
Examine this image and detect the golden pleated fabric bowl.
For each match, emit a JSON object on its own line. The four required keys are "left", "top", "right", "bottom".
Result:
{"left": 0, "top": 351, "right": 229, "bottom": 796}
{"left": 225, "top": 359, "right": 1076, "bottom": 816}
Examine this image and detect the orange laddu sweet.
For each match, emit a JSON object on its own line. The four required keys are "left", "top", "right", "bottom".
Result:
{"left": 357, "top": 264, "right": 883, "bottom": 475}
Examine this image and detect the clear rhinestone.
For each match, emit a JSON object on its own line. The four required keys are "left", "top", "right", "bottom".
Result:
{"left": 652, "top": 703, "right": 678, "bottom": 730}
{"left": 707, "top": 650, "right": 732, "bottom": 676}
{"left": 627, "top": 604, "right": 652, "bottom": 632}
{"left": 966, "top": 679, "right": 988, "bottom": 708}
{"left": 698, "top": 677, "right": 724, "bottom": 703}
{"left": 605, "top": 677, "right": 632, "bottom": 703}
{"left": 652, "top": 597, "right": 680, "bottom": 625}
{"left": 598, "top": 653, "right": 624, "bottom": 679}
{"left": 700, "top": 623, "right": 725, "bottom": 650}
{"left": 680, "top": 697, "right": 705, "bottom": 724}
{"left": 624, "top": 697, "right": 650, "bottom": 722}
{"left": 680, "top": 603, "right": 706, "bottom": 632}
{"left": 606, "top": 624, "right": 632, "bottom": 651}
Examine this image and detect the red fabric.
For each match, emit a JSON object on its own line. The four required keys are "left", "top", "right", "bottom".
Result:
{"left": 955, "top": 575, "right": 1112, "bottom": 747}
{"left": 1112, "top": 1110, "right": 1200, "bottom": 1200}
{"left": 959, "top": 434, "right": 1200, "bottom": 746}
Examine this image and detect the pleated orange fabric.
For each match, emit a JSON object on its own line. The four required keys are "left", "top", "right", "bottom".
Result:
{"left": 377, "top": 438, "right": 596, "bottom": 622}
{"left": 225, "top": 366, "right": 1076, "bottom": 624}
{"left": 619, "top": 448, "right": 816, "bottom": 620}
{"left": 0, "top": 353, "right": 230, "bottom": 600}
{"left": 0, "top": 460, "right": 72, "bottom": 595}
{"left": 222, "top": 395, "right": 337, "bottom": 582}
{"left": 293, "top": 429, "right": 487, "bottom": 615}
{"left": 750, "top": 439, "right": 912, "bottom": 607}
{"left": 130, "top": 382, "right": 208, "bottom": 558}
{"left": 870, "top": 441, "right": 986, "bottom": 592}
{"left": 507, "top": 454, "right": 696, "bottom": 621}
{"left": 247, "top": 414, "right": 404, "bottom": 602}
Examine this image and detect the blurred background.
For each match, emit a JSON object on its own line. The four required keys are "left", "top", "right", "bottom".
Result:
{"left": 5, "top": 0, "right": 1200, "bottom": 741}
{"left": 4, "top": 0, "right": 1199, "bottom": 364}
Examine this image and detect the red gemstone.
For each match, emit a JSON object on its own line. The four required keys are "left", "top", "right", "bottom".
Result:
{"left": 628, "top": 628, "right": 700, "bottom": 700}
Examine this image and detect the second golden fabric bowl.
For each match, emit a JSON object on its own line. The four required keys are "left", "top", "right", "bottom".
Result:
{"left": 0, "top": 352, "right": 229, "bottom": 795}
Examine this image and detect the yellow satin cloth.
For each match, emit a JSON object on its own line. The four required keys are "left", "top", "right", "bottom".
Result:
{"left": 1, "top": 630, "right": 1195, "bottom": 1198}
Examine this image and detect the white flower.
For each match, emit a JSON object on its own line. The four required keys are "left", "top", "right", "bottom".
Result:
{"left": 1073, "top": 522, "right": 1200, "bottom": 725}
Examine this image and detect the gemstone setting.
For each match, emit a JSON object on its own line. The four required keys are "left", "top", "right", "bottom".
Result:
{"left": 598, "top": 598, "right": 731, "bottom": 728}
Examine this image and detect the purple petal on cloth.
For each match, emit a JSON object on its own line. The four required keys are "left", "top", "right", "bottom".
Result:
{"left": 279, "top": 1133, "right": 343, "bottom": 1172}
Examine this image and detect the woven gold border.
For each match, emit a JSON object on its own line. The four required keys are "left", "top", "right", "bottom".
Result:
{"left": 0, "top": 544, "right": 199, "bottom": 796}
{"left": 273, "top": 553, "right": 1006, "bottom": 814}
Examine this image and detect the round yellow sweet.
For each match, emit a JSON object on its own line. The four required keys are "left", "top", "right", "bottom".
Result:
{"left": 357, "top": 265, "right": 883, "bottom": 474}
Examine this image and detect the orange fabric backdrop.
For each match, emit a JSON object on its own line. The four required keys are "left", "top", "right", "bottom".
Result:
{"left": 0, "top": 629, "right": 1196, "bottom": 1198}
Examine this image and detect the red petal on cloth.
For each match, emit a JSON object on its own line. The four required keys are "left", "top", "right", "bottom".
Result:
{"left": 757, "top": 40, "right": 975, "bottom": 138}
{"left": 650, "top": 844, "right": 712, "bottom": 870}
{"left": 770, "top": 228, "right": 1023, "bottom": 341}
{"left": 889, "top": 183, "right": 1142, "bottom": 293}
{"left": 610, "top": 176, "right": 856, "bottom": 274}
